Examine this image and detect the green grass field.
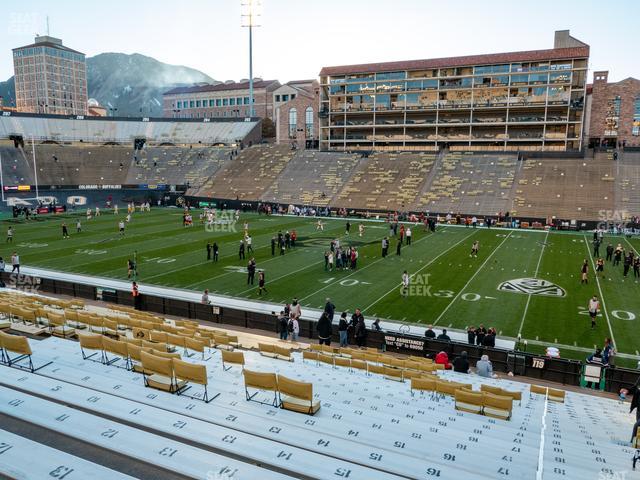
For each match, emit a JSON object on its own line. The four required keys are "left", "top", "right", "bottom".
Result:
{"left": 3, "top": 208, "right": 640, "bottom": 365}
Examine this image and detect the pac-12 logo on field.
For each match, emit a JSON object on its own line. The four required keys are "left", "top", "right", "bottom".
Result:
{"left": 498, "top": 278, "right": 566, "bottom": 297}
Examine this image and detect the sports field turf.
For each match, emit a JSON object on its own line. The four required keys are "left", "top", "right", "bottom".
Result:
{"left": 3, "top": 208, "right": 640, "bottom": 365}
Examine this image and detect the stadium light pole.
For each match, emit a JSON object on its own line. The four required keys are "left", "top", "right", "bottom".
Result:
{"left": 241, "top": 0, "right": 261, "bottom": 118}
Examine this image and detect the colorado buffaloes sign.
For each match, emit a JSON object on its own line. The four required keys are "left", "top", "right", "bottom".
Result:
{"left": 498, "top": 278, "right": 566, "bottom": 297}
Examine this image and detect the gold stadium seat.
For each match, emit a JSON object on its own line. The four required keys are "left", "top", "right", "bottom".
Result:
{"left": 367, "top": 363, "right": 384, "bottom": 376}
{"left": 78, "top": 333, "right": 105, "bottom": 363}
{"left": 318, "top": 353, "right": 334, "bottom": 367}
{"left": 273, "top": 345, "right": 293, "bottom": 362}
{"left": 221, "top": 349, "right": 245, "bottom": 371}
{"left": 173, "top": 358, "right": 215, "bottom": 403}
{"left": 140, "top": 351, "right": 186, "bottom": 393}
{"left": 48, "top": 311, "right": 76, "bottom": 338}
{"left": 302, "top": 350, "right": 318, "bottom": 364}
{"left": 384, "top": 366, "right": 404, "bottom": 382}
{"left": 334, "top": 356, "right": 351, "bottom": 371}
{"left": 480, "top": 384, "right": 522, "bottom": 405}
{"left": 530, "top": 384, "right": 548, "bottom": 397}
{"left": 548, "top": 388, "right": 566, "bottom": 403}
{"left": 243, "top": 369, "right": 279, "bottom": 407}
{"left": 351, "top": 359, "right": 367, "bottom": 372}
{"left": 278, "top": 375, "right": 320, "bottom": 415}
{"left": 0, "top": 331, "right": 51, "bottom": 373}
{"left": 410, "top": 376, "right": 437, "bottom": 396}
{"left": 258, "top": 342, "right": 277, "bottom": 358}
{"left": 185, "top": 337, "right": 210, "bottom": 361}
{"left": 455, "top": 388, "right": 483, "bottom": 415}
{"left": 101, "top": 336, "right": 129, "bottom": 369}
{"left": 482, "top": 393, "right": 513, "bottom": 420}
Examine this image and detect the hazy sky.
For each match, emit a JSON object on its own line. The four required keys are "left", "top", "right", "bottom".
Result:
{"left": 1, "top": 0, "right": 638, "bottom": 83}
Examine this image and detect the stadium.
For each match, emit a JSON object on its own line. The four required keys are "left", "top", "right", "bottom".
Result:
{"left": 1, "top": 6, "right": 640, "bottom": 480}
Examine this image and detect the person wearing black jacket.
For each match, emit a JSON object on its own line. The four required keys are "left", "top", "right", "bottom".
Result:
{"left": 278, "top": 311, "right": 288, "bottom": 341}
{"left": 475, "top": 325, "right": 487, "bottom": 345}
{"left": 453, "top": 351, "right": 470, "bottom": 374}
{"left": 324, "top": 298, "right": 335, "bottom": 321}
{"left": 437, "top": 329, "right": 451, "bottom": 342}
{"left": 467, "top": 326, "right": 476, "bottom": 345}
{"left": 247, "top": 258, "right": 256, "bottom": 285}
{"left": 424, "top": 325, "right": 436, "bottom": 339}
{"left": 629, "top": 378, "right": 640, "bottom": 421}
{"left": 350, "top": 309, "right": 364, "bottom": 344}
{"left": 338, "top": 312, "right": 349, "bottom": 347}
{"left": 355, "top": 316, "right": 367, "bottom": 347}
{"left": 317, "top": 312, "right": 333, "bottom": 345}
{"left": 482, "top": 328, "right": 496, "bottom": 348}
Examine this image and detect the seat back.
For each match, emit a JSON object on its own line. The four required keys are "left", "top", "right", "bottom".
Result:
{"left": 334, "top": 357, "right": 351, "bottom": 368}
{"left": 132, "top": 327, "right": 150, "bottom": 341}
{"left": 351, "top": 359, "right": 367, "bottom": 371}
{"left": 102, "top": 336, "right": 128, "bottom": 357}
{"left": 480, "top": 384, "right": 502, "bottom": 395}
{"left": 0, "top": 331, "right": 32, "bottom": 355}
{"left": 482, "top": 392, "right": 513, "bottom": 419}
{"left": 274, "top": 345, "right": 291, "bottom": 358}
{"left": 78, "top": 333, "right": 103, "bottom": 351}
{"left": 103, "top": 319, "right": 118, "bottom": 332}
{"left": 140, "top": 351, "right": 173, "bottom": 377}
{"left": 436, "top": 380, "right": 457, "bottom": 396}
{"left": 258, "top": 342, "right": 275, "bottom": 354}
{"left": 243, "top": 369, "right": 278, "bottom": 392}
{"left": 173, "top": 358, "right": 207, "bottom": 386}
{"left": 455, "top": 388, "right": 483, "bottom": 412}
{"left": 150, "top": 349, "right": 181, "bottom": 359}
{"left": 302, "top": 351, "right": 318, "bottom": 362}
{"left": 309, "top": 344, "right": 322, "bottom": 352}
{"left": 547, "top": 388, "right": 566, "bottom": 402}
{"left": 185, "top": 337, "right": 205, "bottom": 353}
{"left": 530, "top": 384, "right": 548, "bottom": 396}
{"left": 167, "top": 333, "right": 186, "bottom": 348}
{"left": 318, "top": 353, "right": 334, "bottom": 366}
{"left": 368, "top": 363, "right": 384, "bottom": 375}
{"left": 278, "top": 375, "right": 313, "bottom": 401}
{"left": 221, "top": 349, "right": 245, "bottom": 366}
{"left": 350, "top": 351, "right": 366, "bottom": 361}
{"left": 149, "top": 330, "right": 168, "bottom": 344}
{"left": 127, "top": 343, "right": 152, "bottom": 362}
{"left": 411, "top": 376, "right": 436, "bottom": 392}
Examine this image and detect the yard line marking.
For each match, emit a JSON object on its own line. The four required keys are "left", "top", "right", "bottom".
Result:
{"left": 433, "top": 231, "right": 513, "bottom": 326}
{"left": 297, "top": 228, "right": 446, "bottom": 303}
{"left": 361, "top": 229, "right": 477, "bottom": 313}
{"left": 583, "top": 234, "right": 616, "bottom": 348}
{"left": 517, "top": 230, "right": 549, "bottom": 336}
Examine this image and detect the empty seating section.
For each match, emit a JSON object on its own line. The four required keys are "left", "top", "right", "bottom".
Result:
{"left": 0, "top": 115, "right": 259, "bottom": 144}
{"left": 514, "top": 156, "right": 615, "bottom": 219}
{"left": 0, "top": 289, "right": 636, "bottom": 479}
{"left": 194, "top": 144, "right": 295, "bottom": 199}
{"left": 335, "top": 152, "right": 436, "bottom": 210}
{"left": 261, "top": 150, "right": 361, "bottom": 206}
{"left": 416, "top": 152, "right": 517, "bottom": 215}
{"left": 613, "top": 152, "right": 640, "bottom": 215}
{"left": 126, "top": 146, "right": 232, "bottom": 187}
{"left": 0, "top": 144, "right": 233, "bottom": 187}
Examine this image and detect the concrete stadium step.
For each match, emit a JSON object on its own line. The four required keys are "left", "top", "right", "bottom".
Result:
{"left": 29, "top": 338, "right": 537, "bottom": 476}
{"left": 0, "top": 386, "right": 294, "bottom": 480}
{"left": 0, "top": 429, "right": 137, "bottom": 480}
{"left": 0, "top": 368, "right": 403, "bottom": 480}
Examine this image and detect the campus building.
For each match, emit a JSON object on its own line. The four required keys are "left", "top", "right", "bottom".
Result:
{"left": 274, "top": 80, "right": 320, "bottom": 149}
{"left": 13, "top": 35, "right": 88, "bottom": 116}
{"left": 586, "top": 71, "right": 640, "bottom": 148}
{"left": 319, "top": 30, "right": 589, "bottom": 152}
{"left": 163, "top": 79, "right": 280, "bottom": 120}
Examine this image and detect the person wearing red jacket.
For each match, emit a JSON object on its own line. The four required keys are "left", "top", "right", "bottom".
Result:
{"left": 435, "top": 351, "right": 452, "bottom": 370}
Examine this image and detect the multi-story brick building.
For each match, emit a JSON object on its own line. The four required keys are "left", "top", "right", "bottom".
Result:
{"left": 587, "top": 71, "right": 640, "bottom": 148}
{"left": 274, "top": 80, "right": 320, "bottom": 148}
{"left": 13, "top": 35, "right": 88, "bottom": 116}
{"left": 319, "top": 30, "right": 589, "bottom": 152}
{"left": 162, "top": 79, "right": 280, "bottom": 120}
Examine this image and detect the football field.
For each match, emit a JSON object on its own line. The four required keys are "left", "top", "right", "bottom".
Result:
{"left": 4, "top": 208, "right": 640, "bottom": 365}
